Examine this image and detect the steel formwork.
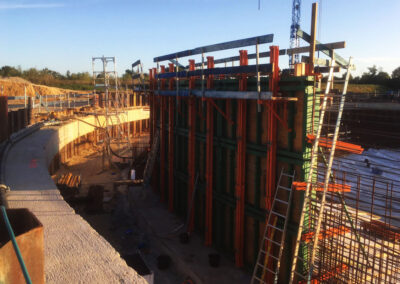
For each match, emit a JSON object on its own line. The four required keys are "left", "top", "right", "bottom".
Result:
{"left": 146, "top": 28, "right": 400, "bottom": 283}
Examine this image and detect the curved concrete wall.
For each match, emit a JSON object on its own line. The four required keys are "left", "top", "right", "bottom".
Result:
{"left": 45, "top": 107, "right": 149, "bottom": 168}
{"left": 2, "top": 108, "right": 149, "bottom": 283}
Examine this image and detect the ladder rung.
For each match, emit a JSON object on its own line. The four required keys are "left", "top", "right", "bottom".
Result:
{"left": 275, "top": 198, "right": 288, "bottom": 205}
{"left": 296, "top": 255, "right": 306, "bottom": 263}
{"left": 278, "top": 185, "right": 291, "bottom": 191}
{"left": 256, "top": 264, "right": 276, "bottom": 275}
{"left": 281, "top": 173, "right": 294, "bottom": 178}
{"left": 270, "top": 211, "right": 286, "bottom": 219}
{"left": 294, "top": 271, "right": 307, "bottom": 279}
{"left": 267, "top": 224, "right": 284, "bottom": 232}
{"left": 252, "top": 276, "right": 265, "bottom": 283}
{"left": 264, "top": 238, "right": 280, "bottom": 246}
{"left": 267, "top": 254, "right": 279, "bottom": 261}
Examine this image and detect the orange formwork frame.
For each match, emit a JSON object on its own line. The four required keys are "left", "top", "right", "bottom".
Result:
{"left": 234, "top": 50, "right": 248, "bottom": 267}
{"left": 205, "top": 56, "right": 215, "bottom": 246}
{"left": 187, "top": 60, "right": 197, "bottom": 233}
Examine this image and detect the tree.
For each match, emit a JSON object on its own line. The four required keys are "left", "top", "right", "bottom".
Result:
{"left": 392, "top": 67, "right": 400, "bottom": 79}
{"left": 121, "top": 69, "right": 133, "bottom": 82}
{"left": 367, "top": 65, "right": 378, "bottom": 76}
{"left": 0, "top": 65, "right": 21, "bottom": 77}
{"left": 66, "top": 70, "right": 71, "bottom": 79}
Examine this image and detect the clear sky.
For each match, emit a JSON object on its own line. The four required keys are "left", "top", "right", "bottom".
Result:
{"left": 1, "top": 0, "right": 399, "bottom": 76}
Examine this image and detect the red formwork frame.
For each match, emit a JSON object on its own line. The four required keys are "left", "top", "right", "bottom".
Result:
{"left": 235, "top": 50, "right": 248, "bottom": 267}
{"left": 264, "top": 45, "right": 279, "bottom": 282}
{"left": 160, "top": 65, "right": 166, "bottom": 202}
{"left": 266, "top": 45, "right": 279, "bottom": 210}
{"left": 149, "top": 68, "right": 154, "bottom": 146}
{"left": 205, "top": 56, "right": 214, "bottom": 246}
{"left": 152, "top": 67, "right": 158, "bottom": 191}
{"left": 168, "top": 63, "right": 175, "bottom": 212}
{"left": 188, "top": 60, "right": 197, "bottom": 233}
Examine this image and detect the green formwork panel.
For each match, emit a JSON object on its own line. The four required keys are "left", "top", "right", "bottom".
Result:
{"left": 156, "top": 76, "right": 318, "bottom": 270}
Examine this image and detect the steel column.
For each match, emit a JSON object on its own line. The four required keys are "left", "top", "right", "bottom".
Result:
{"left": 160, "top": 66, "right": 166, "bottom": 202}
{"left": 235, "top": 50, "right": 248, "bottom": 267}
{"left": 205, "top": 57, "right": 215, "bottom": 246}
{"left": 168, "top": 63, "right": 175, "bottom": 212}
{"left": 266, "top": 45, "right": 280, "bottom": 209}
{"left": 188, "top": 60, "right": 196, "bottom": 233}
{"left": 149, "top": 69, "right": 154, "bottom": 146}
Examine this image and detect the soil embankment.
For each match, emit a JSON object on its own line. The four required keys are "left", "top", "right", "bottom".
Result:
{"left": 0, "top": 77, "right": 90, "bottom": 96}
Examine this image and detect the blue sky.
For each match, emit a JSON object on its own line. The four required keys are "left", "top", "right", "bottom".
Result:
{"left": 0, "top": 0, "right": 399, "bottom": 76}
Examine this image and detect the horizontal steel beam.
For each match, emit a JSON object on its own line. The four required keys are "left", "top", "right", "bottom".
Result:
{"left": 189, "top": 42, "right": 344, "bottom": 67}
{"left": 156, "top": 90, "right": 273, "bottom": 100}
{"left": 131, "top": 60, "right": 141, "bottom": 68}
{"left": 155, "top": 64, "right": 272, "bottom": 79}
{"left": 153, "top": 34, "right": 274, "bottom": 62}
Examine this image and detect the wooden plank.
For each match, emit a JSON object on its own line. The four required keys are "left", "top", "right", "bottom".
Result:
{"left": 286, "top": 42, "right": 346, "bottom": 55}
{"left": 297, "top": 28, "right": 350, "bottom": 68}
{"left": 309, "top": 2, "right": 318, "bottom": 73}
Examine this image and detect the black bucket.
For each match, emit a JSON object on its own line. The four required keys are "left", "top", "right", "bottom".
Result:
{"left": 179, "top": 232, "right": 189, "bottom": 244}
{"left": 157, "top": 254, "right": 171, "bottom": 270}
{"left": 208, "top": 253, "right": 220, "bottom": 268}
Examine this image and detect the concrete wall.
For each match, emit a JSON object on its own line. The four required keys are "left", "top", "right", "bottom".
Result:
{"left": 45, "top": 108, "right": 149, "bottom": 169}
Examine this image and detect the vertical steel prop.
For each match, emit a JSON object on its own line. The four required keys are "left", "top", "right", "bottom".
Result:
{"left": 235, "top": 50, "right": 248, "bottom": 267}
{"left": 205, "top": 56, "right": 214, "bottom": 246}
{"left": 264, "top": 45, "right": 280, "bottom": 282}
{"left": 187, "top": 59, "right": 196, "bottom": 233}
{"left": 168, "top": 62, "right": 175, "bottom": 212}
{"left": 266, "top": 45, "right": 280, "bottom": 210}
{"left": 149, "top": 68, "right": 154, "bottom": 146}
{"left": 160, "top": 65, "right": 166, "bottom": 202}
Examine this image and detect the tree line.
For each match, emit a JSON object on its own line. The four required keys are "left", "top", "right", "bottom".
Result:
{"left": 350, "top": 65, "right": 400, "bottom": 90}
{"left": 1, "top": 64, "right": 400, "bottom": 92}
{"left": 0, "top": 65, "right": 93, "bottom": 90}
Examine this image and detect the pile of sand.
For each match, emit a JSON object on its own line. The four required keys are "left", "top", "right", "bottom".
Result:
{"left": 0, "top": 77, "right": 90, "bottom": 97}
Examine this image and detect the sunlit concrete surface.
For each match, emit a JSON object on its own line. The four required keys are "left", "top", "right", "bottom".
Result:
{"left": 3, "top": 108, "right": 149, "bottom": 283}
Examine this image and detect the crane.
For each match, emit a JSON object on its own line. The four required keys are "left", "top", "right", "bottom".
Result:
{"left": 289, "top": 0, "right": 301, "bottom": 66}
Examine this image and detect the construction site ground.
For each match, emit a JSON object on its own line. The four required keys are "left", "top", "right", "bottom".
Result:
{"left": 54, "top": 136, "right": 251, "bottom": 284}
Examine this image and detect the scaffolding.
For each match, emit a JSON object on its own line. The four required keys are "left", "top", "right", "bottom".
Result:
{"left": 92, "top": 56, "right": 131, "bottom": 167}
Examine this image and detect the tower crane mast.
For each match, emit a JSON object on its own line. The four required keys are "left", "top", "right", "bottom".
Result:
{"left": 289, "top": 0, "right": 301, "bottom": 66}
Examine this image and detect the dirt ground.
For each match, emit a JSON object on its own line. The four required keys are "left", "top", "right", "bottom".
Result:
{"left": 1, "top": 77, "right": 90, "bottom": 97}
{"left": 52, "top": 137, "right": 186, "bottom": 284}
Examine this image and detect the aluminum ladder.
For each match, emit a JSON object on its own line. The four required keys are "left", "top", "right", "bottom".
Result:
{"left": 251, "top": 168, "right": 296, "bottom": 284}
{"left": 289, "top": 57, "right": 353, "bottom": 283}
